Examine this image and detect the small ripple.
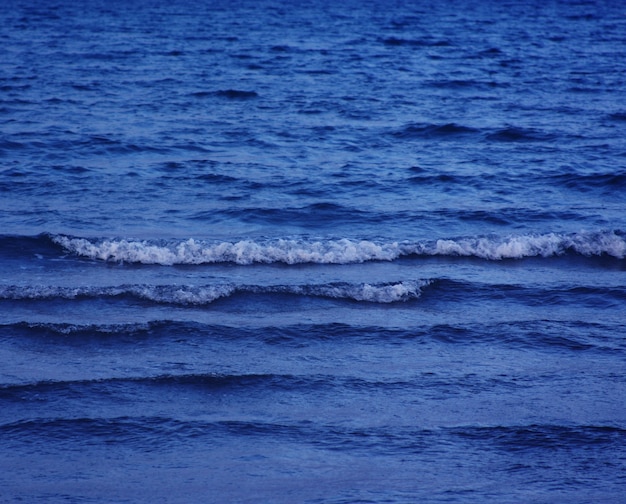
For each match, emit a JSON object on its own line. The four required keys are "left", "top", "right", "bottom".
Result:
{"left": 391, "top": 122, "right": 480, "bottom": 139}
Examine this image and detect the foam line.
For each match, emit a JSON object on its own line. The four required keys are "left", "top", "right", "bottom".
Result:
{"left": 51, "top": 230, "right": 626, "bottom": 265}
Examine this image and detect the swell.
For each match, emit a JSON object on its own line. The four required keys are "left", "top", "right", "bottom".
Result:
{"left": 1, "top": 416, "right": 623, "bottom": 456}
{"left": 450, "top": 424, "right": 626, "bottom": 451}
{"left": 544, "top": 171, "right": 626, "bottom": 194}
{"left": 407, "top": 168, "right": 626, "bottom": 196}
{"left": 0, "top": 371, "right": 519, "bottom": 399}
{"left": 9, "top": 230, "right": 621, "bottom": 265}
{"left": 215, "top": 202, "right": 375, "bottom": 227}
{"left": 0, "top": 234, "right": 66, "bottom": 260}
{"left": 390, "top": 122, "right": 565, "bottom": 143}
{"left": 0, "top": 373, "right": 314, "bottom": 399}
{"left": 2, "top": 319, "right": 623, "bottom": 354}
{"left": 0, "top": 132, "right": 171, "bottom": 158}
{"left": 2, "top": 279, "right": 625, "bottom": 308}
{"left": 3, "top": 164, "right": 623, "bottom": 205}
{"left": 424, "top": 279, "right": 626, "bottom": 308}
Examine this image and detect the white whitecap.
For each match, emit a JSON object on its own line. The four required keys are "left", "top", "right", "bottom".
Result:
{"left": 51, "top": 230, "right": 626, "bottom": 265}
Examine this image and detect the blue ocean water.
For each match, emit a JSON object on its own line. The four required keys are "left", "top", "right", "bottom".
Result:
{"left": 1, "top": 0, "right": 626, "bottom": 502}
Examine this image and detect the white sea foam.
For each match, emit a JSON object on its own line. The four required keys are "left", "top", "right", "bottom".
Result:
{"left": 294, "top": 280, "right": 430, "bottom": 303}
{"left": 52, "top": 231, "right": 626, "bottom": 265}
{"left": 424, "top": 231, "right": 626, "bottom": 260}
{"left": 52, "top": 235, "right": 402, "bottom": 265}
{"left": 0, "top": 284, "right": 234, "bottom": 304}
{"left": 0, "top": 281, "right": 429, "bottom": 304}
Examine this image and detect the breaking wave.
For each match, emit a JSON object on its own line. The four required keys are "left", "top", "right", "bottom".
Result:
{"left": 48, "top": 230, "right": 626, "bottom": 265}
{"left": 0, "top": 280, "right": 430, "bottom": 305}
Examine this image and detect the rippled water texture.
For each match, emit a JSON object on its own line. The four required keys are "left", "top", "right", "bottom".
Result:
{"left": 2, "top": 0, "right": 625, "bottom": 238}
{"left": 1, "top": 0, "right": 625, "bottom": 503}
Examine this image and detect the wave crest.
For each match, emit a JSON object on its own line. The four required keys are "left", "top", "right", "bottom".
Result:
{"left": 428, "top": 231, "right": 626, "bottom": 260}
{"left": 52, "top": 236, "right": 402, "bottom": 265}
{"left": 49, "top": 231, "right": 626, "bottom": 265}
{"left": 0, "top": 281, "right": 429, "bottom": 305}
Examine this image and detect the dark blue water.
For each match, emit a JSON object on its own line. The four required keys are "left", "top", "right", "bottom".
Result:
{"left": 2, "top": 0, "right": 626, "bottom": 502}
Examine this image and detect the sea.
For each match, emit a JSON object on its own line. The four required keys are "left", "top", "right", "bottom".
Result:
{"left": 1, "top": 0, "right": 625, "bottom": 502}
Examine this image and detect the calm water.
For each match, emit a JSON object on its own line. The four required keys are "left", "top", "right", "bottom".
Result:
{"left": 1, "top": 0, "right": 626, "bottom": 502}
